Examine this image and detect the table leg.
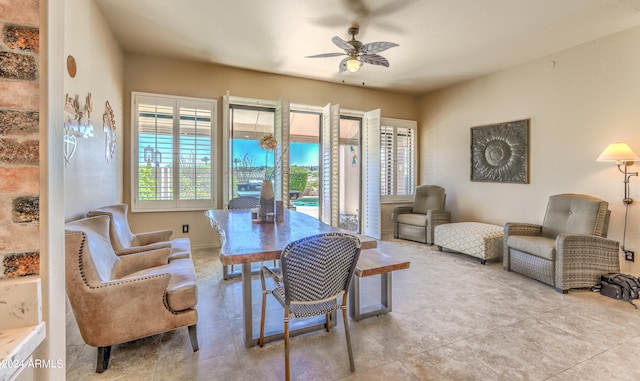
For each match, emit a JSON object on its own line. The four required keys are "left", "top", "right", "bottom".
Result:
{"left": 242, "top": 262, "right": 254, "bottom": 347}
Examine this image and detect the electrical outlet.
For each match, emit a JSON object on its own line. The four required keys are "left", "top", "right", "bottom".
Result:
{"left": 182, "top": 224, "right": 189, "bottom": 234}
{"left": 625, "top": 249, "right": 634, "bottom": 262}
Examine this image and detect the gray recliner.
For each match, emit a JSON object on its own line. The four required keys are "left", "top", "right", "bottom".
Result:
{"left": 504, "top": 193, "right": 620, "bottom": 293}
{"left": 393, "top": 185, "right": 451, "bottom": 245}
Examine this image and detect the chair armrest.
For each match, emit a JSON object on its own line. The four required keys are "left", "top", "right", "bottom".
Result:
{"left": 133, "top": 229, "right": 174, "bottom": 246}
{"left": 260, "top": 266, "right": 283, "bottom": 291}
{"left": 427, "top": 210, "right": 451, "bottom": 226}
{"left": 113, "top": 247, "right": 172, "bottom": 278}
{"left": 71, "top": 273, "right": 177, "bottom": 347}
{"left": 555, "top": 234, "right": 620, "bottom": 291}
{"left": 503, "top": 223, "right": 543, "bottom": 269}
{"left": 504, "top": 222, "right": 543, "bottom": 237}
{"left": 115, "top": 242, "right": 172, "bottom": 256}
{"left": 393, "top": 206, "right": 413, "bottom": 218}
{"left": 393, "top": 206, "right": 414, "bottom": 238}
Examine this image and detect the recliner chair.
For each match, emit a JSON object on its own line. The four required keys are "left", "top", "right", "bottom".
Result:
{"left": 503, "top": 193, "right": 620, "bottom": 293}
{"left": 393, "top": 185, "right": 451, "bottom": 244}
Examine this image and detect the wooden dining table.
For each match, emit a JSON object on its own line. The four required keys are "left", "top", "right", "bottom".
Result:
{"left": 204, "top": 208, "right": 376, "bottom": 347}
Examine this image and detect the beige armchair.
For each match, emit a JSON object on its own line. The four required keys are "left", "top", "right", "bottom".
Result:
{"left": 504, "top": 193, "right": 620, "bottom": 293}
{"left": 88, "top": 203, "right": 190, "bottom": 260}
{"left": 393, "top": 185, "right": 451, "bottom": 244}
{"left": 65, "top": 215, "right": 199, "bottom": 373}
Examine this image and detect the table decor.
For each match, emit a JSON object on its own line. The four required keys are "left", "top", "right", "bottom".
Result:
{"left": 258, "top": 134, "right": 278, "bottom": 222}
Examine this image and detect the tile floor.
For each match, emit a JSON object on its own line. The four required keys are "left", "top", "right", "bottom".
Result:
{"left": 66, "top": 239, "right": 640, "bottom": 380}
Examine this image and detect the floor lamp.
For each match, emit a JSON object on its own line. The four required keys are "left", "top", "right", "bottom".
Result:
{"left": 597, "top": 142, "right": 640, "bottom": 261}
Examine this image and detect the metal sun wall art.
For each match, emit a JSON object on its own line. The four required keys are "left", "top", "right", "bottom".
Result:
{"left": 470, "top": 119, "right": 529, "bottom": 184}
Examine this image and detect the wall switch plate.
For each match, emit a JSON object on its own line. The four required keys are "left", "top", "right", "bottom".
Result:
{"left": 182, "top": 224, "right": 189, "bottom": 234}
{"left": 624, "top": 250, "right": 634, "bottom": 262}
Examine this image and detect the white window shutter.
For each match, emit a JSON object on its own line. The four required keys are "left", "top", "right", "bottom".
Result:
{"left": 275, "top": 98, "right": 290, "bottom": 205}
{"left": 329, "top": 103, "right": 340, "bottom": 226}
{"left": 362, "top": 109, "right": 381, "bottom": 239}
{"left": 222, "top": 91, "right": 230, "bottom": 209}
{"left": 321, "top": 103, "right": 340, "bottom": 226}
{"left": 132, "top": 92, "right": 215, "bottom": 212}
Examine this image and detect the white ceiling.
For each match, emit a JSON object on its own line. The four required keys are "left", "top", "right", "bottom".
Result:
{"left": 94, "top": 0, "right": 640, "bottom": 94}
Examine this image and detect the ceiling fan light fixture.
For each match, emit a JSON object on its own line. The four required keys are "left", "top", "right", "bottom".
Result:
{"left": 346, "top": 57, "right": 361, "bottom": 72}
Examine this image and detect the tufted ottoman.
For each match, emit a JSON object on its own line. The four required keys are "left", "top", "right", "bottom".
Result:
{"left": 434, "top": 222, "right": 504, "bottom": 264}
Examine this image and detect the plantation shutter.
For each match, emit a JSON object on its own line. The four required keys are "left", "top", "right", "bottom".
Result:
{"left": 176, "top": 99, "right": 215, "bottom": 208}
{"left": 362, "top": 109, "right": 381, "bottom": 239}
{"left": 222, "top": 92, "right": 230, "bottom": 208}
{"left": 275, "top": 98, "right": 290, "bottom": 206}
{"left": 380, "top": 117, "right": 417, "bottom": 201}
{"left": 134, "top": 95, "right": 175, "bottom": 210}
{"left": 380, "top": 126, "right": 394, "bottom": 196}
{"left": 395, "top": 125, "right": 415, "bottom": 196}
{"left": 132, "top": 93, "right": 215, "bottom": 212}
{"left": 321, "top": 103, "right": 340, "bottom": 226}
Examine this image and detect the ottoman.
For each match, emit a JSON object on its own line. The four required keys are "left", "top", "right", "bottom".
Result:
{"left": 434, "top": 222, "right": 504, "bottom": 264}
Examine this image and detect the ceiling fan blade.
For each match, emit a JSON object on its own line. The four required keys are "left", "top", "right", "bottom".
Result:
{"left": 360, "top": 53, "right": 390, "bottom": 67}
{"left": 332, "top": 36, "right": 354, "bottom": 51}
{"left": 339, "top": 57, "right": 349, "bottom": 72}
{"left": 361, "top": 41, "right": 399, "bottom": 54}
{"left": 367, "top": 0, "right": 416, "bottom": 18}
{"left": 343, "top": 0, "right": 370, "bottom": 17}
{"left": 306, "top": 52, "right": 346, "bottom": 58}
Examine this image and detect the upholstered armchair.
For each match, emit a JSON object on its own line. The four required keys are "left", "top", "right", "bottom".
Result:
{"left": 88, "top": 203, "right": 190, "bottom": 260}
{"left": 504, "top": 193, "right": 620, "bottom": 293}
{"left": 65, "top": 215, "right": 198, "bottom": 373}
{"left": 393, "top": 185, "right": 451, "bottom": 244}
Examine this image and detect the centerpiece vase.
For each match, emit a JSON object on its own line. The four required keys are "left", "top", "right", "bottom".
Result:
{"left": 259, "top": 179, "right": 275, "bottom": 222}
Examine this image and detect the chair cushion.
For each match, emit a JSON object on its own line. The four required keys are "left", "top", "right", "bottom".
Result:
{"left": 412, "top": 185, "right": 445, "bottom": 215}
{"left": 397, "top": 213, "right": 428, "bottom": 226}
{"left": 541, "top": 194, "right": 608, "bottom": 238}
{"left": 124, "top": 258, "right": 197, "bottom": 312}
{"left": 507, "top": 235, "right": 556, "bottom": 261}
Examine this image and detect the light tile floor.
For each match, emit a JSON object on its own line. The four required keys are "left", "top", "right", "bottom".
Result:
{"left": 66, "top": 239, "right": 640, "bottom": 380}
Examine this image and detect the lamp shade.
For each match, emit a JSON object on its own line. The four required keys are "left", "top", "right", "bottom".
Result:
{"left": 346, "top": 58, "right": 361, "bottom": 73}
{"left": 596, "top": 143, "right": 640, "bottom": 163}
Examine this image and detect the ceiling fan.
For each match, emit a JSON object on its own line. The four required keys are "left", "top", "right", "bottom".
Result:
{"left": 305, "top": 23, "right": 399, "bottom": 73}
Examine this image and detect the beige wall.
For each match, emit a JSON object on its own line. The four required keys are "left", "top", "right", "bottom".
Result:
{"left": 123, "top": 54, "right": 419, "bottom": 248}
{"left": 418, "top": 26, "right": 640, "bottom": 275}
{"left": 64, "top": 0, "right": 124, "bottom": 221}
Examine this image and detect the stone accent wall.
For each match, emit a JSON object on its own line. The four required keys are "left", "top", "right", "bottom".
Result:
{"left": 0, "top": 0, "right": 40, "bottom": 278}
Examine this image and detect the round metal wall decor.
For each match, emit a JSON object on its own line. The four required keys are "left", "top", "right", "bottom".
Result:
{"left": 67, "top": 55, "right": 77, "bottom": 78}
{"left": 470, "top": 119, "right": 529, "bottom": 183}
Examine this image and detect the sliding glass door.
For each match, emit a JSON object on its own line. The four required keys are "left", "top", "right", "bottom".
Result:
{"left": 228, "top": 105, "right": 275, "bottom": 199}
{"left": 288, "top": 110, "right": 321, "bottom": 219}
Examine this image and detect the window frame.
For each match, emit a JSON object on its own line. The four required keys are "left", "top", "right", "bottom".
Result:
{"left": 131, "top": 91, "right": 217, "bottom": 212}
{"left": 380, "top": 117, "right": 417, "bottom": 204}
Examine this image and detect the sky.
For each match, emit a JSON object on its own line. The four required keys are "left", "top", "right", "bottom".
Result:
{"left": 232, "top": 139, "right": 319, "bottom": 167}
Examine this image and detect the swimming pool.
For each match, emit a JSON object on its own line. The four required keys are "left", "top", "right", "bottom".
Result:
{"left": 293, "top": 197, "right": 319, "bottom": 207}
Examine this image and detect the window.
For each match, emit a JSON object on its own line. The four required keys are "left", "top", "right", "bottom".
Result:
{"left": 132, "top": 92, "right": 216, "bottom": 212}
{"left": 380, "top": 118, "right": 416, "bottom": 201}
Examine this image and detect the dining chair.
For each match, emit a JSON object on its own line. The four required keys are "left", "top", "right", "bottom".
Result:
{"left": 259, "top": 232, "right": 361, "bottom": 381}
{"left": 225, "top": 196, "right": 266, "bottom": 278}
{"left": 225, "top": 195, "right": 276, "bottom": 279}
